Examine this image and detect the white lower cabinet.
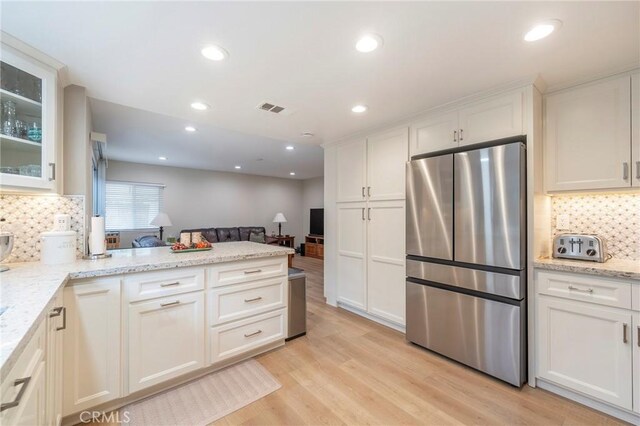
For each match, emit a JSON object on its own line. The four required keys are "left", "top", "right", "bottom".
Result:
{"left": 46, "top": 293, "right": 64, "bottom": 426}
{"left": 128, "top": 292, "right": 205, "bottom": 393}
{"left": 634, "top": 312, "right": 640, "bottom": 414}
{"left": 63, "top": 278, "right": 121, "bottom": 416}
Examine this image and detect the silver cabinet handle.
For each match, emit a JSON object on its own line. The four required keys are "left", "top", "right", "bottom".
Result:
{"left": 50, "top": 306, "right": 63, "bottom": 318}
{"left": 367, "top": 186, "right": 371, "bottom": 197}
{"left": 623, "top": 162, "right": 629, "bottom": 180}
{"left": 623, "top": 323, "right": 628, "bottom": 343}
{"left": 49, "top": 163, "right": 56, "bottom": 181}
{"left": 637, "top": 326, "right": 640, "bottom": 347}
{"left": 367, "top": 208, "right": 371, "bottom": 221}
{"left": 50, "top": 307, "right": 66, "bottom": 331}
{"left": 361, "top": 208, "right": 365, "bottom": 221}
{"left": 459, "top": 129, "right": 464, "bottom": 141}
{"left": 361, "top": 187, "right": 365, "bottom": 198}
{"left": 568, "top": 285, "right": 593, "bottom": 293}
{"left": 453, "top": 130, "right": 457, "bottom": 142}
{"left": 160, "top": 300, "right": 180, "bottom": 307}
{"left": 160, "top": 281, "right": 180, "bottom": 287}
{"left": 1, "top": 377, "right": 31, "bottom": 412}
{"left": 244, "top": 329, "right": 262, "bottom": 338}
{"left": 636, "top": 161, "right": 640, "bottom": 180}
{"left": 244, "top": 269, "right": 262, "bottom": 274}
{"left": 244, "top": 296, "right": 263, "bottom": 303}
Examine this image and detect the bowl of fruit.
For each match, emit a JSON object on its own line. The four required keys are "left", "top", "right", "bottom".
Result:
{"left": 170, "top": 240, "right": 212, "bottom": 253}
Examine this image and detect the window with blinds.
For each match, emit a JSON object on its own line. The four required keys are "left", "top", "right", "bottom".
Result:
{"left": 105, "top": 181, "right": 163, "bottom": 230}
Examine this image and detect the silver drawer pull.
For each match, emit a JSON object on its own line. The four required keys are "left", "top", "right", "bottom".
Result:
{"left": 50, "top": 306, "right": 66, "bottom": 331}
{"left": 244, "top": 296, "right": 263, "bottom": 303}
{"left": 160, "top": 282, "right": 180, "bottom": 287}
{"left": 160, "top": 300, "right": 180, "bottom": 307}
{"left": 244, "top": 269, "right": 262, "bottom": 274}
{"left": 568, "top": 285, "right": 593, "bottom": 293}
{"left": 1, "top": 377, "right": 31, "bottom": 412}
{"left": 49, "top": 306, "right": 63, "bottom": 318}
{"left": 244, "top": 330, "right": 262, "bottom": 338}
{"left": 623, "top": 323, "right": 628, "bottom": 344}
{"left": 637, "top": 326, "right": 640, "bottom": 347}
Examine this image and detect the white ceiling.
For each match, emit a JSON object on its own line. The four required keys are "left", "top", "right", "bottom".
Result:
{"left": 2, "top": 1, "right": 639, "bottom": 174}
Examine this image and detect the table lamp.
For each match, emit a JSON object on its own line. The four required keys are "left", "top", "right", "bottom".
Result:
{"left": 272, "top": 212, "right": 287, "bottom": 237}
{"left": 150, "top": 212, "right": 172, "bottom": 240}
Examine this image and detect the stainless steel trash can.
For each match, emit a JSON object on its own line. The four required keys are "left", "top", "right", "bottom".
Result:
{"left": 287, "top": 267, "right": 306, "bottom": 340}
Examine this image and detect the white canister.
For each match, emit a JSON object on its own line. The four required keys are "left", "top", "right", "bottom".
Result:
{"left": 40, "top": 231, "right": 77, "bottom": 265}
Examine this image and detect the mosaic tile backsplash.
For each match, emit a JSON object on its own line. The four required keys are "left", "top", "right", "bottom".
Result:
{"left": 0, "top": 194, "right": 85, "bottom": 263}
{"left": 551, "top": 193, "right": 640, "bottom": 261}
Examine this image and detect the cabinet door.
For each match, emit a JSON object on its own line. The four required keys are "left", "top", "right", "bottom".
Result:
{"left": 632, "top": 73, "right": 640, "bottom": 188}
{"left": 410, "top": 110, "right": 459, "bottom": 156}
{"left": 545, "top": 76, "right": 631, "bottom": 191}
{"left": 11, "top": 361, "right": 46, "bottom": 426}
{"left": 366, "top": 201, "right": 405, "bottom": 325}
{"left": 367, "top": 127, "right": 408, "bottom": 201}
{"left": 336, "top": 139, "right": 366, "bottom": 202}
{"left": 537, "top": 296, "right": 633, "bottom": 409}
{"left": 458, "top": 91, "right": 523, "bottom": 146}
{"left": 128, "top": 292, "right": 205, "bottom": 393}
{"left": 633, "top": 312, "right": 640, "bottom": 414}
{"left": 336, "top": 203, "right": 367, "bottom": 310}
{"left": 63, "top": 278, "right": 121, "bottom": 415}
{"left": 46, "top": 293, "right": 64, "bottom": 426}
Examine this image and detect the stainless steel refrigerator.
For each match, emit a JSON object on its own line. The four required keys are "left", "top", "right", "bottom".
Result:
{"left": 406, "top": 137, "right": 526, "bottom": 387}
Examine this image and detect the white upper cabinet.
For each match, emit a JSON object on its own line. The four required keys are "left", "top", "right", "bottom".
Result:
{"left": 336, "top": 138, "right": 367, "bottom": 202}
{"left": 367, "top": 127, "right": 409, "bottom": 201}
{"left": 545, "top": 75, "right": 632, "bottom": 191}
{"left": 411, "top": 111, "right": 459, "bottom": 155}
{"left": 410, "top": 89, "right": 525, "bottom": 156}
{"left": 458, "top": 91, "right": 523, "bottom": 146}
{"left": 632, "top": 73, "right": 639, "bottom": 187}
{"left": 0, "top": 44, "right": 58, "bottom": 191}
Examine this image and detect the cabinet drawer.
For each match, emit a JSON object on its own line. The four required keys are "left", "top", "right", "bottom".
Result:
{"left": 124, "top": 267, "right": 205, "bottom": 302}
{"left": 536, "top": 270, "right": 632, "bottom": 309}
{"left": 210, "top": 277, "right": 286, "bottom": 325}
{"left": 208, "top": 257, "right": 287, "bottom": 288}
{"left": 209, "top": 309, "right": 286, "bottom": 364}
{"left": 0, "top": 321, "right": 45, "bottom": 425}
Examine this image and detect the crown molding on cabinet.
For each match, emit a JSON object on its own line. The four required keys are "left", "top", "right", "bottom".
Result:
{"left": 1, "top": 31, "right": 69, "bottom": 86}
{"left": 545, "top": 64, "right": 640, "bottom": 95}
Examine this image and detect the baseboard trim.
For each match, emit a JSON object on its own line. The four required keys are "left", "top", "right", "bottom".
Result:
{"left": 337, "top": 302, "right": 406, "bottom": 333}
{"left": 536, "top": 378, "right": 639, "bottom": 424}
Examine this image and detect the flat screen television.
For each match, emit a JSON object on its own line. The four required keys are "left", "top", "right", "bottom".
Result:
{"left": 309, "top": 208, "right": 324, "bottom": 236}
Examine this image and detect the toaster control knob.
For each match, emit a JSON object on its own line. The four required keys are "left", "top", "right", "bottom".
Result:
{"left": 557, "top": 247, "right": 567, "bottom": 254}
{"left": 586, "top": 249, "right": 597, "bottom": 256}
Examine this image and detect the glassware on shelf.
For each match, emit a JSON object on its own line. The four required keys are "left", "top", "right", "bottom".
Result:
{"left": 19, "top": 164, "right": 41, "bottom": 177}
{"left": 27, "top": 122, "right": 42, "bottom": 142}
{"left": 15, "top": 120, "right": 27, "bottom": 139}
{"left": 0, "top": 167, "right": 20, "bottom": 175}
{"left": 2, "top": 100, "right": 17, "bottom": 137}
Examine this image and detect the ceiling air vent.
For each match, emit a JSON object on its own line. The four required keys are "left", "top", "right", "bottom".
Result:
{"left": 256, "top": 101, "right": 295, "bottom": 116}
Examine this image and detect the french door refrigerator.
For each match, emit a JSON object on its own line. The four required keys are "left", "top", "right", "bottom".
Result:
{"left": 406, "top": 137, "right": 526, "bottom": 387}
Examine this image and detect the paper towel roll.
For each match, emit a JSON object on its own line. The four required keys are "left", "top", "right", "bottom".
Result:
{"left": 53, "top": 214, "right": 71, "bottom": 232}
{"left": 90, "top": 216, "right": 106, "bottom": 255}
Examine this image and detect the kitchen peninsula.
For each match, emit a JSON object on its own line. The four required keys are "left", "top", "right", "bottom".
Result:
{"left": 0, "top": 241, "right": 293, "bottom": 425}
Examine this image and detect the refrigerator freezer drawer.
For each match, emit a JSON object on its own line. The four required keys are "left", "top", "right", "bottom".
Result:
{"left": 406, "top": 259, "right": 525, "bottom": 299}
{"left": 406, "top": 281, "right": 526, "bottom": 386}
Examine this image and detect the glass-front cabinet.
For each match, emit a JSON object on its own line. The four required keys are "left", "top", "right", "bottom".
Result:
{"left": 0, "top": 45, "right": 57, "bottom": 190}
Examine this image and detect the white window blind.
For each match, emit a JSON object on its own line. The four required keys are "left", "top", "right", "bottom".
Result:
{"left": 105, "top": 181, "right": 163, "bottom": 230}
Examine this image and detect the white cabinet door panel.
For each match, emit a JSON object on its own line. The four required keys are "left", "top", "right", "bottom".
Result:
{"left": 538, "top": 296, "right": 633, "bottom": 409}
{"left": 545, "top": 76, "right": 631, "bottom": 191}
{"left": 366, "top": 202, "right": 405, "bottom": 325}
{"left": 336, "top": 139, "right": 366, "bottom": 202}
{"left": 46, "top": 292, "right": 64, "bottom": 426}
{"left": 458, "top": 91, "right": 523, "bottom": 146}
{"left": 367, "top": 128, "right": 408, "bottom": 201}
{"left": 337, "top": 203, "right": 367, "bottom": 310}
{"left": 410, "top": 111, "right": 459, "bottom": 156}
{"left": 633, "top": 312, "right": 640, "bottom": 414}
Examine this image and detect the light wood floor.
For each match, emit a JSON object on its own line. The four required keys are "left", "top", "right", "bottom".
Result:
{"left": 214, "top": 255, "right": 627, "bottom": 426}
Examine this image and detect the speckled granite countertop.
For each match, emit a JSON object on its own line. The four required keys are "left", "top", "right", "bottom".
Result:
{"left": 534, "top": 257, "right": 640, "bottom": 281}
{"left": 0, "top": 242, "right": 293, "bottom": 380}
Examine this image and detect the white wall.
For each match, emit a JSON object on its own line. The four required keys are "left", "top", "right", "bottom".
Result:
{"left": 301, "top": 177, "right": 324, "bottom": 236}
{"left": 106, "top": 161, "right": 304, "bottom": 248}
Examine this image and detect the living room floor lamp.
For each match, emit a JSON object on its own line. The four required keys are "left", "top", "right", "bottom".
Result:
{"left": 273, "top": 212, "right": 287, "bottom": 237}
{"left": 151, "top": 212, "right": 172, "bottom": 240}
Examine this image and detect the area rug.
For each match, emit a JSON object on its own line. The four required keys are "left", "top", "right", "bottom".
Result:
{"left": 120, "top": 359, "right": 281, "bottom": 425}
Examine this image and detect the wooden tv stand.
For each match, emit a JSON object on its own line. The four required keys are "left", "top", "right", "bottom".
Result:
{"left": 305, "top": 235, "right": 324, "bottom": 259}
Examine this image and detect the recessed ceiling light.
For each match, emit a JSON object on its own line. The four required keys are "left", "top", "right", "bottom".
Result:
{"left": 351, "top": 105, "right": 368, "bottom": 113}
{"left": 356, "top": 34, "right": 383, "bottom": 53}
{"left": 286, "top": 146, "right": 294, "bottom": 150}
{"left": 289, "top": 172, "right": 296, "bottom": 176}
{"left": 185, "top": 126, "right": 196, "bottom": 132}
{"left": 301, "top": 132, "right": 314, "bottom": 137}
{"left": 524, "top": 20, "right": 562, "bottom": 42}
{"left": 158, "top": 156, "right": 167, "bottom": 161}
{"left": 201, "top": 45, "right": 229, "bottom": 61}
{"left": 234, "top": 165, "right": 241, "bottom": 169}
{"left": 190, "top": 102, "right": 210, "bottom": 111}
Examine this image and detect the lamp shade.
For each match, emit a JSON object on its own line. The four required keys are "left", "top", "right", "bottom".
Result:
{"left": 150, "top": 212, "right": 173, "bottom": 227}
{"left": 272, "top": 212, "right": 287, "bottom": 223}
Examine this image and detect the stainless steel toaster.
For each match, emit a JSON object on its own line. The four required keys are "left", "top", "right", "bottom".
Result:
{"left": 552, "top": 233, "right": 609, "bottom": 263}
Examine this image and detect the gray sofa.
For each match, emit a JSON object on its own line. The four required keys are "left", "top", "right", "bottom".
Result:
{"left": 179, "top": 226, "right": 278, "bottom": 244}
